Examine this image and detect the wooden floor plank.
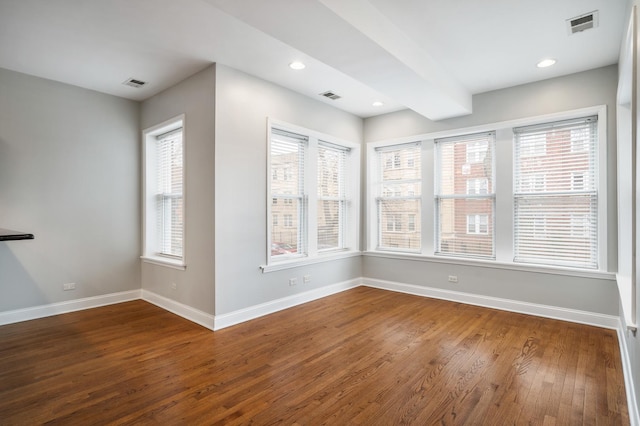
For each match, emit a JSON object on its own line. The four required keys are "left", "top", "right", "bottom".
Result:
{"left": 0, "top": 287, "right": 629, "bottom": 425}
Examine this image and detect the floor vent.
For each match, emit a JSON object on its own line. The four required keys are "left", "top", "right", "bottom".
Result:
{"left": 320, "top": 91, "right": 341, "bottom": 100}
{"left": 567, "top": 11, "right": 598, "bottom": 34}
{"left": 122, "top": 78, "right": 147, "bottom": 88}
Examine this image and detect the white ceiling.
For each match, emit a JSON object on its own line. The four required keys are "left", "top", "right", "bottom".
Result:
{"left": 0, "top": 0, "right": 628, "bottom": 120}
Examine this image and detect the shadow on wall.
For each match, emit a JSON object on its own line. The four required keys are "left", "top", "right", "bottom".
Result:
{"left": 0, "top": 242, "right": 48, "bottom": 312}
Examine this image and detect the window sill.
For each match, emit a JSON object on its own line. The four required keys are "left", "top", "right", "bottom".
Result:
{"left": 260, "top": 250, "right": 361, "bottom": 273}
{"left": 141, "top": 256, "right": 186, "bottom": 271}
{"left": 363, "top": 251, "right": 615, "bottom": 281}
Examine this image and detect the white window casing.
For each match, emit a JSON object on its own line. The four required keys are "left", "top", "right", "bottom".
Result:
{"left": 374, "top": 142, "right": 422, "bottom": 253}
{"left": 263, "top": 120, "right": 360, "bottom": 271}
{"left": 513, "top": 116, "right": 599, "bottom": 269}
{"left": 366, "top": 105, "right": 607, "bottom": 275}
{"left": 142, "top": 115, "right": 186, "bottom": 270}
{"left": 435, "top": 132, "right": 496, "bottom": 259}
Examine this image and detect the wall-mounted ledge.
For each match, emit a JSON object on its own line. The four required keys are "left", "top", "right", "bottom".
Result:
{"left": 0, "top": 228, "right": 34, "bottom": 241}
{"left": 363, "top": 251, "right": 616, "bottom": 281}
{"left": 260, "top": 250, "right": 361, "bottom": 273}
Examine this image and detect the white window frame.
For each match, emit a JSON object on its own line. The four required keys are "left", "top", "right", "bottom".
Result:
{"left": 141, "top": 114, "right": 186, "bottom": 270}
{"left": 262, "top": 119, "right": 360, "bottom": 272}
{"left": 514, "top": 115, "right": 600, "bottom": 269}
{"left": 366, "top": 105, "right": 608, "bottom": 276}
{"left": 434, "top": 132, "right": 496, "bottom": 259}
{"left": 373, "top": 142, "right": 422, "bottom": 253}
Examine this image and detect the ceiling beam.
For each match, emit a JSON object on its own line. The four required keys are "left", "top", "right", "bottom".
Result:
{"left": 208, "top": 0, "right": 472, "bottom": 120}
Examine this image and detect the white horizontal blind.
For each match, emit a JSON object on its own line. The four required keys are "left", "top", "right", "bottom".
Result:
{"left": 270, "top": 128, "right": 307, "bottom": 259}
{"left": 156, "top": 128, "right": 184, "bottom": 258}
{"left": 375, "top": 142, "right": 421, "bottom": 251}
{"left": 318, "top": 142, "right": 349, "bottom": 251}
{"left": 513, "top": 116, "right": 598, "bottom": 268}
{"left": 435, "top": 132, "right": 495, "bottom": 258}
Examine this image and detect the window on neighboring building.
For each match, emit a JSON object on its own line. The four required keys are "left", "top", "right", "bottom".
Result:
{"left": 375, "top": 142, "right": 421, "bottom": 251}
{"left": 519, "top": 133, "right": 547, "bottom": 157}
{"left": 466, "top": 178, "right": 488, "bottom": 195}
{"left": 408, "top": 214, "right": 416, "bottom": 232}
{"left": 466, "top": 140, "right": 488, "bottom": 163}
{"left": 435, "top": 132, "right": 495, "bottom": 258}
{"left": 268, "top": 123, "right": 359, "bottom": 264}
{"left": 467, "top": 214, "right": 489, "bottom": 235}
{"left": 514, "top": 116, "right": 598, "bottom": 268}
{"left": 142, "top": 115, "right": 185, "bottom": 268}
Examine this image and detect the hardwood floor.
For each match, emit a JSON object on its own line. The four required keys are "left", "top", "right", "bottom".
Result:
{"left": 0, "top": 287, "right": 629, "bottom": 425}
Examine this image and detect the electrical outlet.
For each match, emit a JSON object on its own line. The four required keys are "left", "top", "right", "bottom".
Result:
{"left": 448, "top": 275, "right": 458, "bottom": 283}
{"left": 289, "top": 278, "right": 297, "bottom": 286}
{"left": 63, "top": 282, "right": 76, "bottom": 291}
{"left": 303, "top": 275, "right": 311, "bottom": 283}
{"left": 171, "top": 282, "right": 177, "bottom": 290}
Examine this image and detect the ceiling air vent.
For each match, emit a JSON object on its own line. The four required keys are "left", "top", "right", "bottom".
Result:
{"left": 320, "top": 91, "right": 341, "bottom": 100}
{"left": 122, "top": 78, "right": 147, "bottom": 88}
{"left": 567, "top": 11, "right": 598, "bottom": 34}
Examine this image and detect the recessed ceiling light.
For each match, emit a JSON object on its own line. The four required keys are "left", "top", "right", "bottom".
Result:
{"left": 289, "top": 61, "right": 306, "bottom": 70}
{"left": 537, "top": 58, "right": 556, "bottom": 68}
{"left": 372, "top": 101, "right": 384, "bottom": 107}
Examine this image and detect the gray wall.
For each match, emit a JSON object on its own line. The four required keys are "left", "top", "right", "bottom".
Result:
{"left": 0, "top": 67, "right": 140, "bottom": 311}
{"left": 140, "top": 65, "right": 216, "bottom": 315}
{"left": 214, "top": 64, "right": 362, "bottom": 315}
{"left": 363, "top": 65, "right": 620, "bottom": 316}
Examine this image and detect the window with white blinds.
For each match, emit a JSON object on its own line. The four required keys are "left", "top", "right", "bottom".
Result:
{"left": 270, "top": 129, "right": 307, "bottom": 259}
{"left": 318, "top": 142, "right": 349, "bottom": 251}
{"left": 156, "top": 129, "right": 184, "bottom": 258}
{"left": 375, "top": 142, "right": 421, "bottom": 251}
{"left": 435, "top": 132, "right": 495, "bottom": 258}
{"left": 513, "top": 116, "right": 598, "bottom": 269}
{"left": 267, "top": 122, "right": 359, "bottom": 266}
{"left": 142, "top": 115, "right": 185, "bottom": 268}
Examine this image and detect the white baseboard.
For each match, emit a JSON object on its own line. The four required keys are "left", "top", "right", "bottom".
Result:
{"left": 617, "top": 321, "right": 640, "bottom": 426}
{"left": 362, "top": 278, "right": 620, "bottom": 329}
{"left": 213, "top": 278, "right": 361, "bottom": 330}
{"left": 141, "top": 290, "right": 215, "bottom": 331}
{"left": 0, "top": 290, "right": 141, "bottom": 326}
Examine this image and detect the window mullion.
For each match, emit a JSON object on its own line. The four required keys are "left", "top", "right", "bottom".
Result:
{"left": 307, "top": 138, "right": 318, "bottom": 256}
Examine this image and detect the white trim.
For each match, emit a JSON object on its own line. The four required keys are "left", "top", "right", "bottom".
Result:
{"left": 266, "top": 118, "right": 361, "bottom": 268}
{"left": 617, "top": 321, "right": 640, "bottom": 426}
{"left": 0, "top": 290, "right": 141, "bottom": 326}
{"left": 362, "top": 277, "right": 619, "bottom": 329}
{"left": 260, "top": 250, "right": 361, "bottom": 273}
{"left": 142, "top": 114, "right": 187, "bottom": 267}
{"left": 213, "top": 278, "right": 361, "bottom": 330}
{"left": 366, "top": 105, "right": 609, "bottom": 273}
{"left": 363, "top": 251, "right": 616, "bottom": 281}
{"left": 141, "top": 289, "right": 214, "bottom": 330}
